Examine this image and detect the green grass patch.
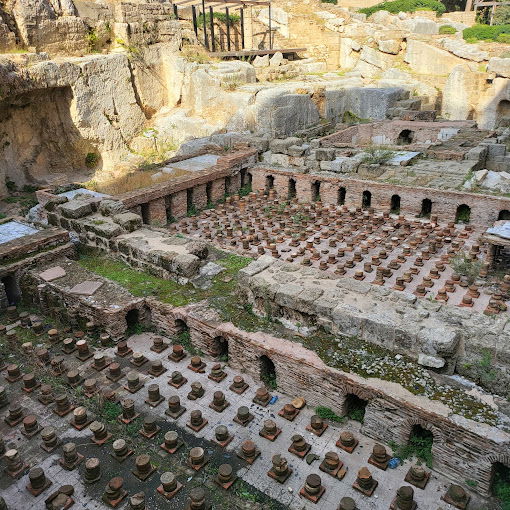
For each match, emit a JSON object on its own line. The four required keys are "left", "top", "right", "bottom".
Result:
{"left": 315, "top": 406, "right": 345, "bottom": 422}
{"left": 359, "top": 0, "right": 445, "bottom": 16}
{"left": 78, "top": 251, "right": 252, "bottom": 308}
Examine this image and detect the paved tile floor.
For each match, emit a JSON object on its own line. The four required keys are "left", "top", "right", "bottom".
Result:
{"left": 0, "top": 332, "right": 486, "bottom": 509}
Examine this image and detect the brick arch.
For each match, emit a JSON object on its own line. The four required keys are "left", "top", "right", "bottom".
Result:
{"left": 399, "top": 417, "right": 444, "bottom": 445}
{"left": 340, "top": 384, "right": 374, "bottom": 402}
{"left": 486, "top": 453, "right": 510, "bottom": 466}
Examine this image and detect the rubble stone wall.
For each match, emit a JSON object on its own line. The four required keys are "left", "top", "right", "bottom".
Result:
{"left": 146, "top": 297, "right": 510, "bottom": 498}
{"left": 250, "top": 166, "right": 510, "bottom": 226}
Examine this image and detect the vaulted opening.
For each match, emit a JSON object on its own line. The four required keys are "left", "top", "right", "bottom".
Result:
{"left": 312, "top": 181, "right": 321, "bottom": 202}
{"left": 420, "top": 198, "right": 432, "bottom": 218}
{"left": 390, "top": 194, "right": 401, "bottom": 214}
{"left": 265, "top": 175, "right": 274, "bottom": 192}
{"left": 455, "top": 204, "right": 471, "bottom": 224}
{"left": 344, "top": 393, "right": 367, "bottom": 423}
{"left": 259, "top": 354, "right": 277, "bottom": 390}
{"left": 362, "top": 190, "right": 372, "bottom": 209}
{"left": 288, "top": 178, "right": 297, "bottom": 199}
{"left": 1, "top": 275, "right": 20, "bottom": 305}
{"left": 396, "top": 129, "right": 414, "bottom": 145}
{"left": 338, "top": 187, "right": 346, "bottom": 205}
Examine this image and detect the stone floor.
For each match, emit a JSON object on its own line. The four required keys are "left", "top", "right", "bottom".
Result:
{"left": 0, "top": 327, "right": 488, "bottom": 510}
{"left": 170, "top": 193, "right": 509, "bottom": 314}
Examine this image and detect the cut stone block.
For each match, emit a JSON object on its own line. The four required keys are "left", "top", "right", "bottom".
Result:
{"left": 69, "top": 281, "right": 103, "bottom": 296}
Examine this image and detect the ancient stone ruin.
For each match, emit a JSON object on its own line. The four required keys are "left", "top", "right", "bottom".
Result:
{"left": 2, "top": 0, "right": 510, "bottom": 508}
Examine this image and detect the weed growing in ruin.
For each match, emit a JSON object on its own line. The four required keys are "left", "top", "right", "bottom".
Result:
{"left": 361, "top": 146, "right": 396, "bottom": 165}
{"left": 451, "top": 251, "right": 482, "bottom": 284}
{"left": 315, "top": 406, "right": 345, "bottom": 422}
{"left": 342, "top": 110, "right": 370, "bottom": 125}
{"left": 389, "top": 434, "right": 433, "bottom": 468}
{"left": 493, "top": 466, "right": 510, "bottom": 510}
{"left": 85, "top": 152, "right": 100, "bottom": 168}
{"left": 238, "top": 184, "right": 252, "bottom": 197}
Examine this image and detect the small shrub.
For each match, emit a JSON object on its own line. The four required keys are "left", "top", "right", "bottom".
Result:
{"left": 5, "top": 180, "right": 16, "bottom": 192}
{"left": 360, "top": 0, "right": 445, "bottom": 17}
{"left": 361, "top": 146, "right": 396, "bottom": 165}
{"left": 451, "top": 251, "right": 481, "bottom": 284}
{"left": 493, "top": 5, "right": 510, "bottom": 26}
{"left": 197, "top": 11, "right": 240, "bottom": 27}
{"left": 389, "top": 433, "right": 433, "bottom": 468}
{"left": 85, "top": 152, "right": 100, "bottom": 168}
{"left": 343, "top": 110, "right": 370, "bottom": 125}
{"left": 498, "top": 33, "right": 510, "bottom": 44}
{"left": 348, "top": 407, "right": 365, "bottom": 423}
{"left": 463, "top": 24, "right": 510, "bottom": 42}
{"left": 439, "top": 25, "right": 457, "bottom": 34}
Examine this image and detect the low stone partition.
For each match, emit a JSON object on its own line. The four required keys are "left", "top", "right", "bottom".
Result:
{"left": 250, "top": 166, "right": 510, "bottom": 227}
{"left": 45, "top": 196, "right": 210, "bottom": 282}
{"left": 0, "top": 227, "right": 70, "bottom": 265}
{"left": 117, "top": 149, "right": 258, "bottom": 225}
{"left": 236, "top": 257, "right": 510, "bottom": 396}
{"left": 20, "top": 258, "right": 146, "bottom": 340}
{"left": 146, "top": 296, "right": 509, "bottom": 498}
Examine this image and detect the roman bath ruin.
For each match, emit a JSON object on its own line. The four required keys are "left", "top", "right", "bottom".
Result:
{"left": 2, "top": 0, "right": 510, "bottom": 508}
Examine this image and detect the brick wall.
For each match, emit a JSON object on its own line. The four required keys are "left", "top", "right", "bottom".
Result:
{"left": 251, "top": 167, "right": 510, "bottom": 227}
{"left": 146, "top": 297, "right": 510, "bottom": 498}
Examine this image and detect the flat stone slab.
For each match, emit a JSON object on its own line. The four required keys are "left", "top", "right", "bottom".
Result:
{"left": 39, "top": 266, "right": 66, "bottom": 282}
{"left": 69, "top": 280, "right": 103, "bottom": 296}
{"left": 166, "top": 154, "right": 220, "bottom": 173}
{"left": 0, "top": 221, "right": 39, "bottom": 244}
{"left": 58, "top": 188, "right": 110, "bottom": 200}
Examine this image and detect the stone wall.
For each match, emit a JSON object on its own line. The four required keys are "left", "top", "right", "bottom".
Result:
{"left": 237, "top": 255, "right": 510, "bottom": 398}
{"left": 250, "top": 166, "right": 510, "bottom": 227}
{"left": 20, "top": 258, "right": 147, "bottom": 340}
{"left": 146, "top": 296, "right": 510, "bottom": 498}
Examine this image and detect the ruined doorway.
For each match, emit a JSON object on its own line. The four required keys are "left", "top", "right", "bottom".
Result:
{"left": 175, "top": 318, "right": 189, "bottom": 334}
{"left": 499, "top": 210, "right": 510, "bottom": 220}
{"left": 455, "top": 204, "right": 471, "bottom": 224}
{"left": 344, "top": 394, "right": 367, "bottom": 422}
{"left": 396, "top": 129, "right": 414, "bottom": 145}
{"left": 265, "top": 175, "right": 274, "bottom": 193}
{"left": 213, "top": 335, "right": 228, "bottom": 361}
{"left": 288, "top": 178, "right": 297, "bottom": 200}
{"left": 390, "top": 194, "right": 401, "bottom": 214}
{"left": 362, "top": 190, "right": 372, "bottom": 209}
{"left": 240, "top": 169, "right": 247, "bottom": 188}
{"left": 338, "top": 187, "right": 346, "bottom": 205}
{"left": 140, "top": 203, "right": 150, "bottom": 224}
{"left": 1, "top": 275, "right": 20, "bottom": 305}
{"left": 165, "top": 196, "right": 173, "bottom": 223}
{"left": 225, "top": 176, "right": 231, "bottom": 196}
{"left": 206, "top": 182, "right": 213, "bottom": 206}
{"left": 497, "top": 99, "right": 510, "bottom": 127}
{"left": 247, "top": 172, "right": 253, "bottom": 190}
{"left": 186, "top": 188, "right": 194, "bottom": 214}
{"left": 125, "top": 309, "right": 140, "bottom": 334}
{"left": 407, "top": 425, "right": 434, "bottom": 467}
{"left": 259, "top": 355, "right": 277, "bottom": 389}
{"left": 312, "top": 181, "right": 321, "bottom": 202}
{"left": 491, "top": 462, "right": 510, "bottom": 502}
{"left": 420, "top": 198, "right": 432, "bottom": 218}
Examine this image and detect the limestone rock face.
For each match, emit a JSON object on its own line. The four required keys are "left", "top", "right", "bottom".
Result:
{"left": 405, "top": 39, "right": 465, "bottom": 75}
{"left": 11, "top": 0, "right": 88, "bottom": 54}
{"left": 488, "top": 57, "right": 510, "bottom": 78}
{"left": 378, "top": 39, "right": 401, "bottom": 55}
{"left": 441, "top": 38, "right": 488, "bottom": 63}
{"left": 0, "top": 53, "right": 146, "bottom": 188}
